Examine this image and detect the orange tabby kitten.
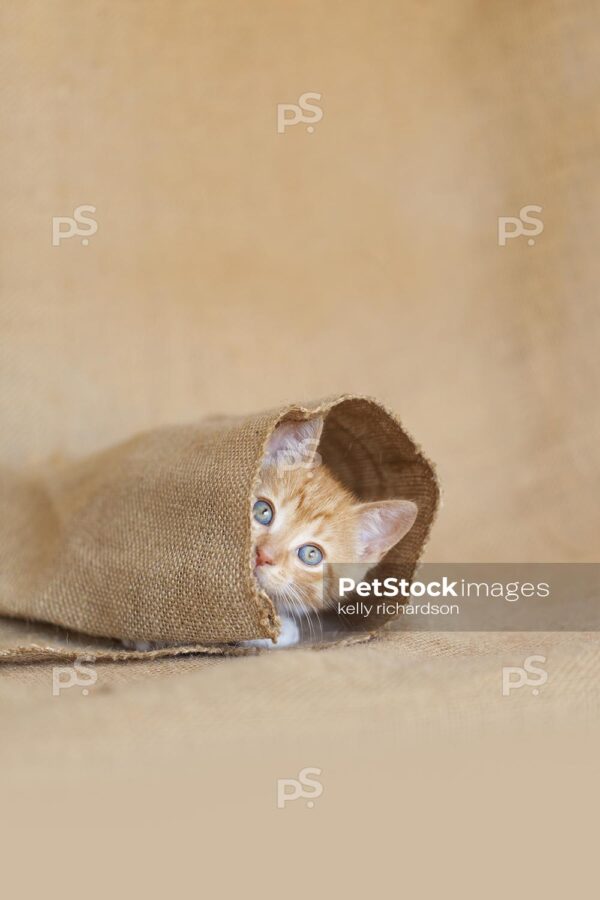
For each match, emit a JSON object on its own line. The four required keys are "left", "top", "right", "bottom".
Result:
{"left": 250, "top": 416, "right": 417, "bottom": 648}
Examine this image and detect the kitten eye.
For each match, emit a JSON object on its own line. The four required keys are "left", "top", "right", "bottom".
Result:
{"left": 253, "top": 499, "right": 274, "bottom": 526}
{"left": 297, "top": 543, "right": 323, "bottom": 566}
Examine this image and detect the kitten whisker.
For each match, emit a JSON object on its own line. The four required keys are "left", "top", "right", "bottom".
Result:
{"left": 288, "top": 583, "right": 323, "bottom": 646}
{"left": 277, "top": 586, "right": 304, "bottom": 642}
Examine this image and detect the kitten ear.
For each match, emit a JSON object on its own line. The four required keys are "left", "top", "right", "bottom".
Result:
{"left": 263, "top": 416, "right": 324, "bottom": 470}
{"left": 356, "top": 500, "right": 418, "bottom": 563}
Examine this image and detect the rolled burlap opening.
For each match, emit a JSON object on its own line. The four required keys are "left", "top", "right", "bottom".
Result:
{"left": 0, "top": 395, "right": 439, "bottom": 646}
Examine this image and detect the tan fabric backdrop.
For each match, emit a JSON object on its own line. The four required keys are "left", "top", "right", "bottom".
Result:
{"left": 1, "top": 1, "right": 599, "bottom": 890}
{"left": 2, "top": 0, "right": 598, "bottom": 562}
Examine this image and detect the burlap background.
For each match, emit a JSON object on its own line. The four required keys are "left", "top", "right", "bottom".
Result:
{"left": 1, "top": 0, "right": 598, "bottom": 891}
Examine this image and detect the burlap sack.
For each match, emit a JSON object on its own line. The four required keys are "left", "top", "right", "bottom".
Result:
{"left": 0, "top": 396, "right": 439, "bottom": 646}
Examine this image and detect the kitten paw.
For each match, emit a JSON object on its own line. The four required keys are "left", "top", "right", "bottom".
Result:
{"left": 242, "top": 614, "right": 300, "bottom": 650}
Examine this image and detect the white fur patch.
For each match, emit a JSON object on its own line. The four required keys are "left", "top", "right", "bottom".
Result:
{"left": 242, "top": 613, "right": 300, "bottom": 650}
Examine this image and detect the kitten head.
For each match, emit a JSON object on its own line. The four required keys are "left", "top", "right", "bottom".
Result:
{"left": 251, "top": 416, "right": 418, "bottom": 615}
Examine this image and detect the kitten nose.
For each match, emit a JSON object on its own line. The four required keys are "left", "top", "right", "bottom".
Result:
{"left": 255, "top": 546, "right": 274, "bottom": 567}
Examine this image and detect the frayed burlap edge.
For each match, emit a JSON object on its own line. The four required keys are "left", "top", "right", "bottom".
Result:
{"left": 0, "top": 616, "right": 376, "bottom": 664}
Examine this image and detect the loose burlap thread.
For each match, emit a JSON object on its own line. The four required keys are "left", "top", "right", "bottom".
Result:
{"left": 0, "top": 396, "right": 439, "bottom": 656}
